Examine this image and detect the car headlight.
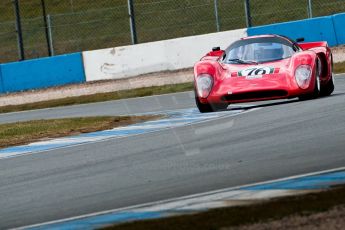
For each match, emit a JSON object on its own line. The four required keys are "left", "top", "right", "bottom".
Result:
{"left": 196, "top": 74, "right": 213, "bottom": 98}
{"left": 295, "top": 65, "right": 312, "bottom": 89}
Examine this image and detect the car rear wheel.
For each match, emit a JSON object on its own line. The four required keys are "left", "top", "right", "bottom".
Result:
{"left": 320, "top": 75, "right": 335, "bottom": 97}
{"left": 320, "top": 54, "right": 335, "bottom": 97}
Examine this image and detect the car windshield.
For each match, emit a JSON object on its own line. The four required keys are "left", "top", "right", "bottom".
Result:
{"left": 223, "top": 37, "right": 296, "bottom": 64}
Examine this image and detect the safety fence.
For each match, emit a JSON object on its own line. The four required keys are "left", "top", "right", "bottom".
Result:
{"left": 1, "top": 10, "right": 345, "bottom": 94}
{"left": 1, "top": 0, "right": 345, "bottom": 63}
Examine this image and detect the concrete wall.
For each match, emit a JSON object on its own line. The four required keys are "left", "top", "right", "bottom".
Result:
{"left": 83, "top": 29, "right": 247, "bottom": 82}
{"left": 0, "top": 53, "right": 85, "bottom": 93}
{"left": 84, "top": 13, "right": 345, "bottom": 83}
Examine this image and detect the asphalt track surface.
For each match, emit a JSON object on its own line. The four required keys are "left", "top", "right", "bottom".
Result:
{"left": 1, "top": 76, "right": 345, "bottom": 229}
{"left": 0, "top": 91, "right": 196, "bottom": 124}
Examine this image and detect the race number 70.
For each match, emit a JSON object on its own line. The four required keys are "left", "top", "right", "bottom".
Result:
{"left": 238, "top": 66, "right": 274, "bottom": 76}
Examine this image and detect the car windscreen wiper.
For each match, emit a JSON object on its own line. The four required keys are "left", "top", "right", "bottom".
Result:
{"left": 227, "top": 59, "right": 258, "bottom": 64}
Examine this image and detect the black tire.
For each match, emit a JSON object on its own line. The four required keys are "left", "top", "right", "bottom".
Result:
{"left": 195, "top": 97, "right": 227, "bottom": 113}
{"left": 320, "top": 75, "right": 335, "bottom": 97}
{"left": 212, "top": 103, "right": 228, "bottom": 111}
{"left": 299, "top": 61, "right": 320, "bottom": 101}
{"left": 195, "top": 97, "right": 213, "bottom": 113}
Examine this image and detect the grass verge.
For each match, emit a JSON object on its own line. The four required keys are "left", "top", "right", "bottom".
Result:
{"left": 334, "top": 61, "right": 345, "bottom": 74}
{"left": 104, "top": 185, "right": 345, "bottom": 230}
{"left": 0, "top": 82, "right": 194, "bottom": 114}
{"left": 0, "top": 115, "right": 160, "bottom": 149}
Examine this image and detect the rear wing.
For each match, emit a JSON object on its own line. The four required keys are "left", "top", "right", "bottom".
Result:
{"left": 298, "top": 41, "right": 328, "bottom": 51}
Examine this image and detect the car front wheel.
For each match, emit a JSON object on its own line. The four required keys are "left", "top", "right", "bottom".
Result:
{"left": 299, "top": 61, "right": 321, "bottom": 100}
{"left": 195, "top": 97, "right": 227, "bottom": 113}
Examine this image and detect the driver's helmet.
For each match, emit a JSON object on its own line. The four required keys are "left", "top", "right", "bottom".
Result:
{"left": 255, "top": 43, "right": 284, "bottom": 60}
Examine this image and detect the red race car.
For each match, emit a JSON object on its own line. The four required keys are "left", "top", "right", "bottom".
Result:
{"left": 194, "top": 34, "right": 334, "bottom": 113}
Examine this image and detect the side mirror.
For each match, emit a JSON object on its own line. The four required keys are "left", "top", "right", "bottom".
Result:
{"left": 296, "top": 37, "right": 305, "bottom": 42}
{"left": 212, "top": 47, "right": 221, "bottom": 51}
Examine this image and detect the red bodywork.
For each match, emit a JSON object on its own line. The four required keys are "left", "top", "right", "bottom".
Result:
{"left": 194, "top": 35, "right": 333, "bottom": 106}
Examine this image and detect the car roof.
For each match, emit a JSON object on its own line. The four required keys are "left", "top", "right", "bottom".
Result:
{"left": 241, "top": 34, "right": 293, "bottom": 43}
{"left": 224, "top": 34, "right": 295, "bottom": 53}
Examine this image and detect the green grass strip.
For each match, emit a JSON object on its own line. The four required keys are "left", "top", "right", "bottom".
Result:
{"left": 0, "top": 115, "right": 160, "bottom": 149}
{"left": 334, "top": 61, "right": 345, "bottom": 74}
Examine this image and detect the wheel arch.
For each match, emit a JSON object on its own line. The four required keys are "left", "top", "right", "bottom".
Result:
{"left": 316, "top": 52, "right": 329, "bottom": 79}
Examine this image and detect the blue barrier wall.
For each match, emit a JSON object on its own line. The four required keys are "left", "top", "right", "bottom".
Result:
{"left": 332, "top": 13, "right": 345, "bottom": 45}
{"left": 0, "top": 66, "right": 4, "bottom": 94}
{"left": 0, "top": 53, "right": 85, "bottom": 94}
{"left": 247, "top": 16, "right": 339, "bottom": 47}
